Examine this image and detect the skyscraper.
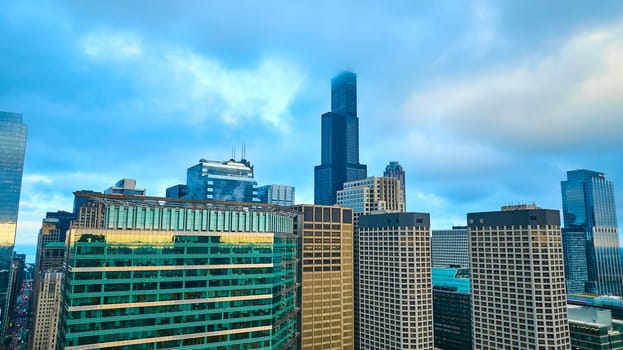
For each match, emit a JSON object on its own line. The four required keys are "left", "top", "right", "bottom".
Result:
{"left": 431, "top": 226, "right": 470, "bottom": 268}
{"left": 383, "top": 161, "right": 406, "bottom": 206}
{"left": 336, "top": 176, "right": 404, "bottom": 350}
{"left": 167, "top": 158, "right": 258, "bottom": 202}
{"left": 59, "top": 191, "right": 298, "bottom": 349}
{"left": 314, "top": 71, "right": 367, "bottom": 205}
{"left": 358, "top": 212, "right": 433, "bottom": 350}
{"left": 291, "top": 205, "right": 354, "bottom": 350}
{"left": 432, "top": 267, "right": 472, "bottom": 350}
{"left": 0, "top": 111, "right": 27, "bottom": 334}
{"left": 32, "top": 212, "right": 73, "bottom": 350}
{"left": 257, "top": 184, "right": 295, "bottom": 206}
{"left": 468, "top": 205, "right": 570, "bottom": 349}
{"left": 561, "top": 169, "right": 623, "bottom": 296}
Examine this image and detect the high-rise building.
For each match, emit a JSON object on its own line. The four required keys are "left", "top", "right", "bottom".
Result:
{"left": 59, "top": 192, "right": 298, "bottom": 349}
{"left": 383, "top": 161, "right": 406, "bottom": 206}
{"left": 468, "top": 205, "right": 570, "bottom": 349}
{"left": 431, "top": 226, "right": 470, "bottom": 268}
{"left": 314, "top": 71, "right": 367, "bottom": 205}
{"left": 167, "top": 158, "right": 258, "bottom": 202}
{"left": 561, "top": 169, "right": 623, "bottom": 296}
{"left": 32, "top": 270, "right": 63, "bottom": 350}
{"left": 358, "top": 212, "right": 433, "bottom": 350}
{"left": 336, "top": 176, "right": 404, "bottom": 350}
{"left": 32, "top": 211, "right": 74, "bottom": 349}
{"left": 337, "top": 177, "right": 405, "bottom": 220}
{"left": 291, "top": 204, "right": 354, "bottom": 350}
{"left": 0, "top": 111, "right": 27, "bottom": 335}
{"left": 432, "top": 267, "right": 472, "bottom": 350}
{"left": 568, "top": 306, "right": 623, "bottom": 350}
{"left": 104, "top": 178, "right": 146, "bottom": 196}
{"left": 257, "top": 184, "right": 295, "bottom": 206}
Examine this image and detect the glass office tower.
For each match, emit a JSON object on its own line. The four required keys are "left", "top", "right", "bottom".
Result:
{"left": 314, "top": 72, "right": 367, "bottom": 205}
{"left": 167, "top": 158, "right": 258, "bottom": 202}
{"left": 59, "top": 192, "right": 298, "bottom": 349}
{"left": 0, "top": 111, "right": 27, "bottom": 333}
{"left": 257, "top": 185, "right": 295, "bottom": 206}
{"left": 562, "top": 170, "right": 623, "bottom": 296}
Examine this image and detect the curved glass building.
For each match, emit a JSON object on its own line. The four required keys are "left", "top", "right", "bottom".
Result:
{"left": 0, "top": 111, "right": 27, "bottom": 334}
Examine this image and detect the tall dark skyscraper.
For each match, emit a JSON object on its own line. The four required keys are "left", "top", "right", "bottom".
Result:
{"left": 314, "top": 71, "right": 367, "bottom": 205}
{"left": 0, "top": 111, "right": 27, "bottom": 333}
{"left": 384, "top": 161, "right": 406, "bottom": 206}
{"left": 562, "top": 169, "right": 623, "bottom": 296}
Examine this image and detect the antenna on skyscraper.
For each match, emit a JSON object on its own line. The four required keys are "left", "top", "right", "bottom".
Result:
{"left": 242, "top": 144, "right": 246, "bottom": 160}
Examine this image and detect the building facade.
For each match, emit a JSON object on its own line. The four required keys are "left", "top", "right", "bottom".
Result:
{"left": 383, "top": 161, "right": 406, "bottom": 206}
{"left": 468, "top": 206, "right": 570, "bottom": 349}
{"left": 337, "top": 177, "right": 405, "bottom": 219}
{"left": 257, "top": 185, "right": 295, "bottom": 206}
{"left": 0, "top": 111, "right": 27, "bottom": 336}
{"left": 104, "top": 178, "right": 146, "bottom": 196}
{"left": 336, "top": 176, "right": 404, "bottom": 350}
{"left": 167, "top": 158, "right": 258, "bottom": 202}
{"left": 314, "top": 71, "right": 367, "bottom": 205}
{"left": 32, "top": 211, "right": 74, "bottom": 350}
{"left": 432, "top": 267, "right": 472, "bottom": 350}
{"left": 59, "top": 192, "right": 298, "bottom": 349}
{"left": 568, "top": 306, "right": 623, "bottom": 350}
{"left": 32, "top": 270, "right": 63, "bottom": 350}
{"left": 358, "top": 212, "right": 433, "bottom": 350}
{"left": 431, "top": 226, "right": 470, "bottom": 268}
{"left": 561, "top": 169, "right": 623, "bottom": 296}
{"left": 291, "top": 205, "right": 354, "bottom": 350}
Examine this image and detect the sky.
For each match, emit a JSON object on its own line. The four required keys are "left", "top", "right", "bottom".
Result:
{"left": 2, "top": 1, "right": 623, "bottom": 251}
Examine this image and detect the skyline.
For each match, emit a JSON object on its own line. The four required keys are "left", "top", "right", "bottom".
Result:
{"left": 2, "top": 1, "right": 623, "bottom": 248}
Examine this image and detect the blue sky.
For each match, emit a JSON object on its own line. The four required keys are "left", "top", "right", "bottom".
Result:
{"left": 2, "top": 1, "right": 623, "bottom": 248}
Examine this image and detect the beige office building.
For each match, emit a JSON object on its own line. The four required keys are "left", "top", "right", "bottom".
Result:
{"left": 468, "top": 205, "right": 570, "bottom": 349}
{"left": 358, "top": 212, "right": 433, "bottom": 350}
{"left": 32, "top": 270, "right": 63, "bottom": 350}
{"left": 337, "top": 176, "right": 405, "bottom": 349}
{"left": 292, "top": 205, "right": 354, "bottom": 350}
{"left": 336, "top": 176, "right": 404, "bottom": 222}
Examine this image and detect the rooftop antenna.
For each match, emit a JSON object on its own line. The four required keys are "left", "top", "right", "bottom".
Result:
{"left": 242, "top": 144, "right": 246, "bottom": 160}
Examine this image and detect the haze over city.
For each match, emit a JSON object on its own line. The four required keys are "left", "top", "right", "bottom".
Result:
{"left": 2, "top": 0, "right": 623, "bottom": 252}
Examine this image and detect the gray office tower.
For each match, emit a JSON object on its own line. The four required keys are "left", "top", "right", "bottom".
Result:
{"left": 383, "top": 161, "right": 406, "bottom": 206}
{"left": 468, "top": 205, "right": 570, "bottom": 349}
{"left": 431, "top": 226, "right": 470, "bottom": 268}
{"left": 562, "top": 169, "right": 623, "bottom": 296}
{"left": 314, "top": 72, "right": 367, "bottom": 205}
{"left": 0, "top": 112, "right": 27, "bottom": 335}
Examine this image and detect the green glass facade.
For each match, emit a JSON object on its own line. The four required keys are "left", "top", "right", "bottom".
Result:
{"left": 59, "top": 193, "right": 298, "bottom": 349}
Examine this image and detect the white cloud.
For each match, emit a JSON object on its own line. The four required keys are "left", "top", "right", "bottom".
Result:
{"left": 81, "top": 30, "right": 143, "bottom": 60}
{"left": 22, "top": 174, "right": 52, "bottom": 185}
{"left": 164, "top": 53, "right": 306, "bottom": 130}
{"left": 403, "top": 20, "right": 623, "bottom": 151}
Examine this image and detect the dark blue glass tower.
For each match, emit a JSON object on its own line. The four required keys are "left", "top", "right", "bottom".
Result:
{"left": 562, "top": 169, "right": 623, "bottom": 296}
{"left": 314, "top": 72, "right": 367, "bottom": 205}
{"left": 0, "top": 111, "right": 27, "bottom": 333}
